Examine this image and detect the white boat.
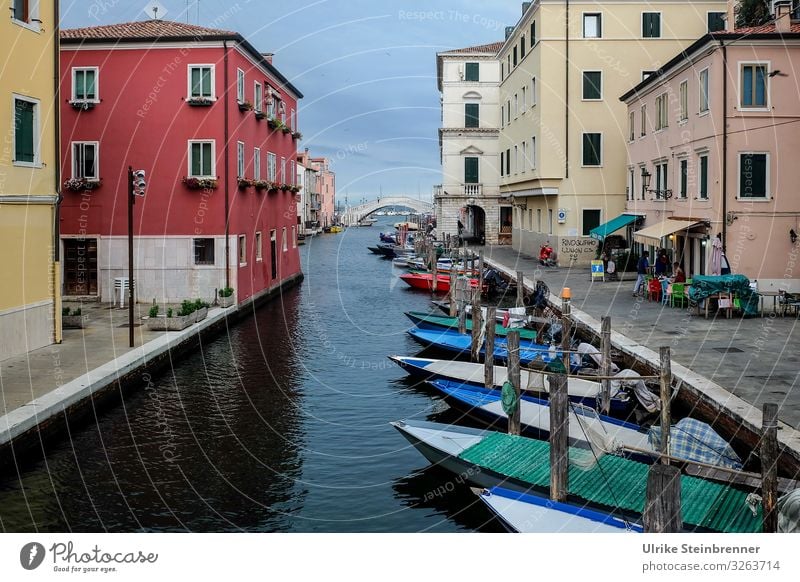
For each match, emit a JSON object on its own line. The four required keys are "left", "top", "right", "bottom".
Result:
{"left": 475, "top": 486, "right": 642, "bottom": 533}
{"left": 395, "top": 221, "right": 420, "bottom": 231}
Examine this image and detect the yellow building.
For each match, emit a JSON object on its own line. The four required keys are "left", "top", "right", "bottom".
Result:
{"left": 499, "top": 0, "right": 726, "bottom": 265}
{"left": 0, "top": 0, "right": 60, "bottom": 361}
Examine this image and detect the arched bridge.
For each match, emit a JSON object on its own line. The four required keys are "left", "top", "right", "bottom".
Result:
{"left": 341, "top": 196, "right": 433, "bottom": 226}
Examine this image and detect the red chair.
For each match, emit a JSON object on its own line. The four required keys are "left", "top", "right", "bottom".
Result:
{"left": 647, "top": 278, "right": 662, "bottom": 302}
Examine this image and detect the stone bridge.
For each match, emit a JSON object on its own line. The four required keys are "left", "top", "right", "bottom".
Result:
{"left": 341, "top": 196, "right": 433, "bottom": 226}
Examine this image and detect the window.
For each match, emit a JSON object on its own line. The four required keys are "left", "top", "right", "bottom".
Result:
{"left": 290, "top": 160, "right": 296, "bottom": 185}
{"left": 537, "top": 209, "right": 542, "bottom": 232}
{"left": 238, "top": 234, "right": 247, "bottom": 265}
{"left": 582, "top": 209, "right": 601, "bottom": 236}
{"left": 267, "top": 152, "right": 277, "bottom": 181}
{"left": 655, "top": 93, "right": 668, "bottom": 130}
{"left": 699, "top": 69, "right": 709, "bottom": 112}
{"left": 629, "top": 111, "right": 635, "bottom": 141}
{"left": 237, "top": 68, "right": 245, "bottom": 103}
{"left": 188, "top": 65, "right": 212, "bottom": 99}
{"left": 640, "top": 104, "right": 647, "bottom": 136}
{"left": 281, "top": 156, "right": 286, "bottom": 183}
{"left": 548, "top": 209, "right": 553, "bottom": 235}
{"left": 270, "top": 230, "right": 277, "bottom": 279}
{"left": 513, "top": 46, "right": 518, "bottom": 67}
{"left": 583, "top": 13, "right": 601, "bottom": 38}
{"left": 254, "top": 82, "right": 262, "bottom": 112}
{"left": 514, "top": 94, "right": 518, "bottom": 117}
{"left": 642, "top": 13, "right": 661, "bottom": 38}
{"left": 501, "top": 63, "right": 504, "bottom": 80}
{"left": 741, "top": 64, "right": 768, "bottom": 108}
{"left": 500, "top": 151, "right": 505, "bottom": 177}
{"left": 73, "top": 68, "right": 98, "bottom": 101}
{"left": 464, "top": 157, "right": 479, "bottom": 183}
{"left": 464, "top": 62, "right": 479, "bottom": 81}
{"left": 698, "top": 154, "right": 709, "bottom": 199}
{"left": 531, "top": 77, "right": 536, "bottom": 106}
{"left": 582, "top": 71, "right": 602, "bottom": 100}
{"left": 521, "top": 86, "right": 527, "bottom": 111}
{"left": 465, "top": 103, "right": 479, "bottom": 128}
{"left": 522, "top": 141, "right": 527, "bottom": 172}
{"left": 654, "top": 161, "right": 668, "bottom": 197}
{"left": 514, "top": 145, "right": 519, "bottom": 173}
{"left": 582, "top": 133, "right": 602, "bottom": 166}
{"left": 530, "top": 137, "right": 536, "bottom": 169}
{"left": 628, "top": 168, "right": 635, "bottom": 200}
{"left": 521, "top": 36, "right": 526, "bottom": 59}
{"left": 282, "top": 227, "right": 288, "bottom": 252}
{"left": 501, "top": 104, "right": 504, "bottom": 128}
{"left": 639, "top": 166, "right": 646, "bottom": 199}
{"left": 739, "top": 153, "right": 768, "bottom": 198}
{"left": 267, "top": 91, "right": 276, "bottom": 117}
{"left": 255, "top": 231, "right": 263, "bottom": 261}
{"left": 292, "top": 226, "right": 297, "bottom": 248}
{"left": 707, "top": 12, "right": 725, "bottom": 32}
{"left": 13, "top": 96, "right": 37, "bottom": 165}
{"left": 506, "top": 100, "right": 511, "bottom": 123}
{"left": 679, "top": 159, "right": 688, "bottom": 199}
{"left": 290, "top": 109, "right": 296, "bottom": 131}
{"left": 12, "top": 0, "right": 29, "bottom": 22}
{"left": 679, "top": 80, "right": 688, "bottom": 121}
{"left": 72, "top": 142, "right": 98, "bottom": 180}
{"left": 189, "top": 140, "right": 214, "bottom": 177}
{"left": 254, "top": 147, "right": 261, "bottom": 180}
{"left": 193, "top": 239, "right": 215, "bottom": 265}
{"left": 530, "top": 21, "right": 536, "bottom": 45}
{"left": 237, "top": 141, "right": 245, "bottom": 178}
{"left": 12, "top": 0, "right": 38, "bottom": 26}
{"left": 505, "top": 148, "right": 510, "bottom": 175}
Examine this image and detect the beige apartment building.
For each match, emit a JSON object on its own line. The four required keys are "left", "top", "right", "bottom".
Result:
{"left": 499, "top": 0, "right": 727, "bottom": 266}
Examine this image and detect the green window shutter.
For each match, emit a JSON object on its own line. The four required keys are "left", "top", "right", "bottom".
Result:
{"left": 202, "top": 143, "right": 212, "bottom": 176}
{"left": 464, "top": 157, "right": 479, "bottom": 183}
{"left": 465, "top": 62, "right": 479, "bottom": 81}
{"left": 506, "top": 149, "right": 510, "bottom": 175}
{"left": 582, "top": 71, "right": 601, "bottom": 100}
{"left": 500, "top": 151, "right": 505, "bottom": 177}
{"left": 700, "top": 157, "right": 708, "bottom": 198}
{"left": 75, "top": 70, "right": 85, "bottom": 99}
{"left": 84, "top": 144, "right": 96, "bottom": 178}
{"left": 465, "top": 103, "right": 479, "bottom": 128}
{"left": 191, "top": 143, "right": 202, "bottom": 176}
{"left": 85, "top": 71, "right": 96, "bottom": 99}
{"left": 680, "top": 160, "right": 688, "bottom": 198}
{"left": 530, "top": 21, "right": 536, "bottom": 44}
{"left": 644, "top": 13, "right": 660, "bottom": 37}
{"left": 191, "top": 68, "right": 201, "bottom": 97}
{"left": 521, "top": 36, "right": 525, "bottom": 58}
{"left": 14, "top": 100, "right": 34, "bottom": 163}
{"left": 707, "top": 12, "right": 725, "bottom": 32}
{"left": 513, "top": 46, "right": 518, "bottom": 67}
{"left": 755, "top": 66, "right": 766, "bottom": 106}
{"left": 582, "top": 134, "right": 601, "bottom": 166}
{"left": 202, "top": 68, "right": 211, "bottom": 97}
{"left": 740, "top": 154, "right": 767, "bottom": 198}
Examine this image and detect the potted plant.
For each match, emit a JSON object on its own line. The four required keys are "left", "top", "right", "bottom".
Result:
{"left": 62, "top": 306, "right": 87, "bottom": 329}
{"left": 280, "top": 183, "right": 291, "bottom": 192}
{"left": 268, "top": 182, "right": 280, "bottom": 193}
{"left": 237, "top": 177, "right": 253, "bottom": 190}
{"left": 290, "top": 184, "right": 302, "bottom": 193}
{"left": 281, "top": 125, "right": 292, "bottom": 134}
{"left": 187, "top": 96, "right": 213, "bottom": 106}
{"left": 182, "top": 177, "right": 219, "bottom": 190}
{"left": 238, "top": 100, "right": 253, "bottom": 112}
{"left": 267, "top": 117, "right": 282, "bottom": 130}
{"left": 254, "top": 110, "right": 267, "bottom": 120}
{"left": 63, "top": 178, "right": 102, "bottom": 192}
{"left": 192, "top": 299, "right": 210, "bottom": 322}
{"left": 291, "top": 131, "right": 302, "bottom": 140}
{"left": 70, "top": 100, "right": 95, "bottom": 111}
{"left": 253, "top": 180, "right": 270, "bottom": 192}
{"left": 218, "top": 287, "right": 235, "bottom": 308}
{"left": 146, "top": 303, "right": 194, "bottom": 331}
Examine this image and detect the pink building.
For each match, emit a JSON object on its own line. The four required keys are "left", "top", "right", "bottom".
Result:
{"left": 59, "top": 20, "right": 303, "bottom": 306}
{"left": 310, "top": 157, "right": 335, "bottom": 229}
{"left": 620, "top": 4, "right": 800, "bottom": 290}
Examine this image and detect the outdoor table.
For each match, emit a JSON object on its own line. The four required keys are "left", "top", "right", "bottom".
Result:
{"left": 703, "top": 292, "right": 732, "bottom": 319}
{"left": 758, "top": 291, "right": 781, "bottom": 317}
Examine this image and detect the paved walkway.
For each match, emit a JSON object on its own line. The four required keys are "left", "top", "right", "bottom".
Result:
{"left": 483, "top": 245, "right": 800, "bottom": 430}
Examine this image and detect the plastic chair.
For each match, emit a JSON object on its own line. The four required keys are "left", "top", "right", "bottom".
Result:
{"left": 670, "top": 283, "right": 688, "bottom": 308}
{"left": 647, "top": 278, "right": 662, "bottom": 302}
{"left": 660, "top": 279, "right": 670, "bottom": 305}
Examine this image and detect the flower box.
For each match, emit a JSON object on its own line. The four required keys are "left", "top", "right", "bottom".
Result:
{"left": 63, "top": 178, "right": 102, "bottom": 192}
{"left": 237, "top": 178, "right": 253, "bottom": 190}
{"left": 187, "top": 97, "right": 213, "bottom": 107}
{"left": 146, "top": 315, "right": 192, "bottom": 331}
{"left": 183, "top": 177, "right": 219, "bottom": 190}
{"left": 194, "top": 306, "right": 208, "bottom": 322}
{"left": 281, "top": 126, "right": 292, "bottom": 134}
{"left": 218, "top": 295, "right": 235, "bottom": 308}
{"left": 267, "top": 118, "right": 282, "bottom": 129}
{"left": 70, "top": 100, "right": 95, "bottom": 111}
{"left": 238, "top": 100, "right": 253, "bottom": 112}
{"left": 254, "top": 111, "right": 267, "bottom": 120}
{"left": 292, "top": 131, "right": 302, "bottom": 140}
{"left": 62, "top": 314, "right": 87, "bottom": 329}
{"left": 253, "top": 180, "right": 270, "bottom": 191}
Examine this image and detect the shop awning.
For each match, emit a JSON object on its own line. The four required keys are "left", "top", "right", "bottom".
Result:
{"left": 633, "top": 219, "right": 703, "bottom": 245}
{"left": 589, "top": 214, "right": 641, "bottom": 240}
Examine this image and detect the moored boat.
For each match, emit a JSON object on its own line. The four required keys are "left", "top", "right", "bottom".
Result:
{"left": 398, "top": 273, "right": 480, "bottom": 293}
{"left": 404, "top": 311, "right": 541, "bottom": 342}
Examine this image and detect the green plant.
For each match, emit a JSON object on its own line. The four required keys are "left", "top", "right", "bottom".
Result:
{"left": 72, "top": 308, "right": 82, "bottom": 316}
{"left": 178, "top": 300, "right": 196, "bottom": 317}
{"left": 193, "top": 299, "right": 210, "bottom": 311}
{"left": 219, "top": 287, "right": 234, "bottom": 298}
{"left": 149, "top": 305, "right": 159, "bottom": 318}
{"left": 167, "top": 308, "right": 174, "bottom": 318}
{"left": 62, "top": 306, "right": 71, "bottom": 316}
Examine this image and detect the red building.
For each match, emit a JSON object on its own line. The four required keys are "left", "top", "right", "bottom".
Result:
{"left": 59, "top": 20, "right": 303, "bottom": 307}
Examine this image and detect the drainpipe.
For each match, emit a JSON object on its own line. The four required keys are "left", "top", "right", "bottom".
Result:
{"left": 53, "top": 0, "right": 62, "bottom": 344}
{"left": 223, "top": 40, "right": 230, "bottom": 289}
{"left": 721, "top": 40, "right": 728, "bottom": 252}
{"left": 565, "top": 0, "right": 569, "bottom": 179}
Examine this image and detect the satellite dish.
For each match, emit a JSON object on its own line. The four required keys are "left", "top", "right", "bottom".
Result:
{"left": 143, "top": 0, "right": 168, "bottom": 20}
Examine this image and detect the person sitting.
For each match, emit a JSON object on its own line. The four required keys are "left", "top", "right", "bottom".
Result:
{"left": 671, "top": 262, "right": 686, "bottom": 283}
{"left": 606, "top": 257, "right": 618, "bottom": 280}
{"left": 539, "top": 242, "right": 555, "bottom": 266}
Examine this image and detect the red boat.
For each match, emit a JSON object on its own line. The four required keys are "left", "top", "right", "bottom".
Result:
{"left": 398, "top": 273, "right": 480, "bottom": 293}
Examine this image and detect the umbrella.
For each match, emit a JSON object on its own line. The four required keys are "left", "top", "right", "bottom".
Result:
{"left": 710, "top": 235, "right": 723, "bottom": 275}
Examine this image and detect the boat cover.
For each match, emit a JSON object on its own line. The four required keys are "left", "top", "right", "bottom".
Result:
{"left": 611, "top": 370, "right": 660, "bottom": 412}
{"left": 687, "top": 274, "right": 759, "bottom": 316}
{"left": 778, "top": 489, "right": 800, "bottom": 533}
{"left": 648, "top": 417, "right": 743, "bottom": 469}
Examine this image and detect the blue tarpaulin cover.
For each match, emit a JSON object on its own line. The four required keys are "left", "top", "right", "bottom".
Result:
{"left": 687, "top": 274, "right": 759, "bottom": 316}
{"left": 648, "top": 418, "right": 743, "bottom": 469}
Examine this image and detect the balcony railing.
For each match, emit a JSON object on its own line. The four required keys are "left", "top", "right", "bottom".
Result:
{"left": 433, "top": 184, "right": 443, "bottom": 198}
{"left": 463, "top": 183, "right": 482, "bottom": 197}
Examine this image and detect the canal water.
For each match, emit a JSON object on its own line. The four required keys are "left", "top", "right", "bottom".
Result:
{"left": 0, "top": 218, "right": 502, "bottom": 532}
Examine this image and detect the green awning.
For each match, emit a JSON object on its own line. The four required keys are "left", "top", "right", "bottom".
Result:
{"left": 589, "top": 214, "right": 640, "bottom": 240}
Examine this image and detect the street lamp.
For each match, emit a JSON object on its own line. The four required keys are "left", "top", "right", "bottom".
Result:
{"left": 641, "top": 167, "right": 651, "bottom": 199}
{"left": 128, "top": 167, "right": 146, "bottom": 347}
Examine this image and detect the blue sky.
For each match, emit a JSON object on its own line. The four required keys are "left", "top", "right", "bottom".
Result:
{"left": 61, "top": 0, "right": 521, "bottom": 202}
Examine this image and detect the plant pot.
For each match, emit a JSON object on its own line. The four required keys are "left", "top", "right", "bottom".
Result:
{"left": 62, "top": 315, "right": 87, "bottom": 329}
{"left": 146, "top": 315, "right": 192, "bottom": 331}
{"left": 218, "top": 295, "right": 235, "bottom": 308}
{"left": 187, "top": 98, "right": 213, "bottom": 107}
{"left": 194, "top": 306, "right": 208, "bottom": 322}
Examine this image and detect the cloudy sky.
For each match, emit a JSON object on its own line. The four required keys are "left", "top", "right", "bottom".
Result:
{"left": 61, "top": 0, "right": 521, "bottom": 203}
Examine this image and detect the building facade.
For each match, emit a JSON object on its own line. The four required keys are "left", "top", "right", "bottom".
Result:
{"left": 59, "top": 20, "right": 303, "bottom": 307}
{"left": 0, "top": 1, "right": 61, "bottom": 361}
{"left": 623, "top": 4, "right": 800, "bottom": 290}
{"left": 434, "top": 42, "right": 505, "bottom": 245}
{"left": 310, "top": 157, "right": 335, "bottom": 229}
{"left": 296, "top": 149, "right": 319, "bottom": 237}
{"left": 499, "top": 0, "right": 727, "bottom": 265}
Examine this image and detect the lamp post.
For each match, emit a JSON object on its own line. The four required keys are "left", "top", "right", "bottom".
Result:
{"left": 641, "top": 167, "right": 651, "bottom": 199}
{"left": 127, "top": 167, "right": 146, "bottom": 347}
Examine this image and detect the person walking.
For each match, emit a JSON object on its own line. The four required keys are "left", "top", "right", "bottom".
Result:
{"left": 633, "top": 251, "right": 650, "bottom": 297}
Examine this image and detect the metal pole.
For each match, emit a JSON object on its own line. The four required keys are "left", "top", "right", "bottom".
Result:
{"left": 127, "top": 166, "right": 135, "bottom": 348}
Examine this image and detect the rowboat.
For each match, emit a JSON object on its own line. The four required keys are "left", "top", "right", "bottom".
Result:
{"left": 390, "top": 419, "right": 761, "bottom": 533}
{"left": 387, "top": 355, "right": 630, "bottom": 412}
{"left": 431, "top": 301, "right": 520, "bottom": 321}
{"left": 475, "top": 486, "right": 642, "bottom": 533}
{"left": 404, "top": 311, "right": 541, "bottom": 342}
{"left": 406, "top": 327, "right": 579, "bottom": 370}
{"left": 398, "top": 273, "right": 480, "bottom": 293}
{"left": 367, "top": 246, "right": 385, "bottom": 255}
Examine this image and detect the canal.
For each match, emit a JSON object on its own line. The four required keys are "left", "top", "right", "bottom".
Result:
{"left": 0, "top": 218, "right": 501, "bottom": 533}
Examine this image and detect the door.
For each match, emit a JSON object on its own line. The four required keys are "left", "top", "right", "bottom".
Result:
{"left": 63, "top": 238, "right": 98, "bottom": 295}
{"left": 464, "top": 157, "right": 479, "bottom": 184}
{"left": 270, "top": 230, "right": 277, "bottom": 279}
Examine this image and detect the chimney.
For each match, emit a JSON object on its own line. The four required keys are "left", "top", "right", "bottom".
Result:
{"left": 775, "top": 1, "right": 792, "bottom": 32}
{"left": 726, "top": 0, "right": 737, "bottom": 31}
{"left": 522, "top": 2, "right": 531, "bottom": 16}
{"left": 262, "top": 52, "right": 274, "bottom": 65}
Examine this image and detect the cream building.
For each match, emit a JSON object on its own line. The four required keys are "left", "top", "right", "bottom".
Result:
{"left": 499, "top": 0, "right": 727, "bottom": 265}
{"left": 435, "top": 42, "right": 509, "bottom": 245}
{"left": 0, "top": 1, "right": 61, "bottom": 361}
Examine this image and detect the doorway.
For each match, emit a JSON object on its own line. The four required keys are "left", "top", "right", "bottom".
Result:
{"left": 63, "top": 238, "right": 98, "bottom": 295}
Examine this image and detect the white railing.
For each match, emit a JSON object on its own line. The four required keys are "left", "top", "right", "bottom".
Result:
{"left": 433, "top": 184, "right": 443, "bottom": 198}
{"left": 463, "top": 183, "right": 482, "bottom": 196}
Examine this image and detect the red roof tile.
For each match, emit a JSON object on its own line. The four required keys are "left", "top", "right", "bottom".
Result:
{"left": 439, "top": 41, "right": 504, "bottom": 55}
{"left": 61, "top": 19, "right": 237, "bottom": 41}
{"left": 729, "top": 21, "right": 800, "bottom": 34}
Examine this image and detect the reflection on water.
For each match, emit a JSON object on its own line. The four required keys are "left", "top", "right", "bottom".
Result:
{"left": 0, "top": 219, "right": 501, "bottom": 532}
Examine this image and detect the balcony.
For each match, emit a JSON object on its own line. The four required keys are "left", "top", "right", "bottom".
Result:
{"left": 433, "top": 184, "right": 443, "bottom": 198}
{"left": 463, "top": 183, "right": 482, "bottom": 197}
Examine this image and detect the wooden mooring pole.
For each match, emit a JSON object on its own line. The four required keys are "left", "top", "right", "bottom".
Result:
{"left": 549, "top": 289, "right": 571, "bottom": 502}
{"left": 449, "top": 269, "right": 457, "bottom": 317}
{"left": 430, "top": 246, "right": 438, "bottom": 293}
{"left": 659, "top": 346, "right": 672, "bottom": 464}
{"left": 600, "top": 316, "right": 612, "bottom": 415}
{"left": 507, "top": 331, "right": 521, "bottom": 436}
{"left": 478, "top": 250, "right": 484, "bottom": 292}
{"left": 516, "top": 271, "right": 524, "bottom": 307}
{"left": 484, "top": 306, "right": 496, "bottom": 388}
{"left": 457, "top": 278, "right": 467, "bottom": 335}
{"left": 644, "top": 463, "right": 682, "bottom": 532}
{"left": 761, "top": 402, "right": 779, "bottom": 533}
{"left": 470, "top": 288, "right": 483, "bottom": 362}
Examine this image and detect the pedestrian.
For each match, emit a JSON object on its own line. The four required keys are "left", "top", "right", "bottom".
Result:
{"left": 654, "top": 251, "right": 669, "bottom": 276}
{"left": 633, "top": 251, "right": 650, "bottom": 296}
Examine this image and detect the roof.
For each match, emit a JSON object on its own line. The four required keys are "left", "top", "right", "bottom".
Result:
{"left": 61, "top": 20, "right": 303, "bottom": 98}
{"left": 438, "top": 41, "right": 504, "bottom": 56}
{"left": 620, "top": 23, "right": 800, "bottom": 102}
